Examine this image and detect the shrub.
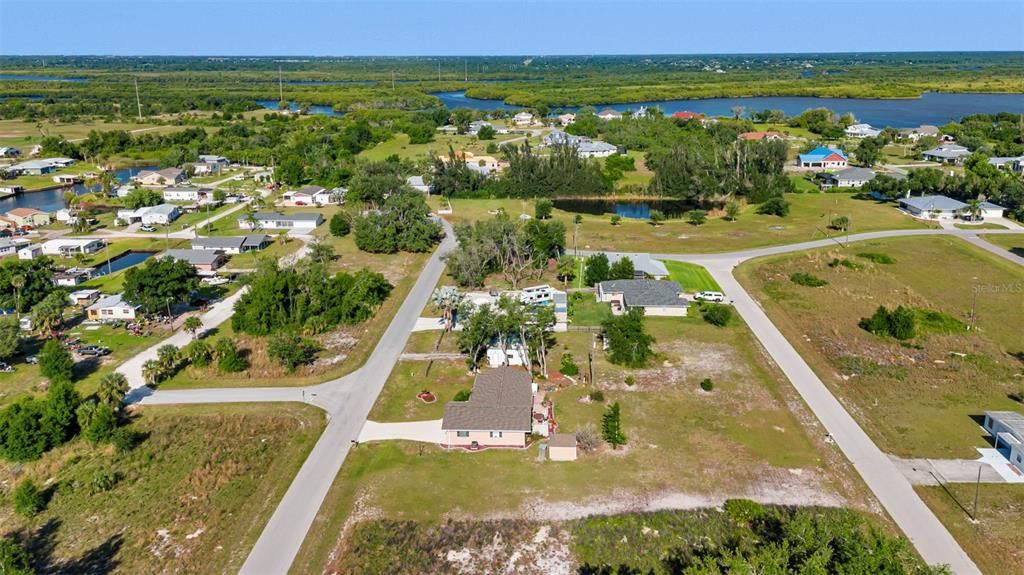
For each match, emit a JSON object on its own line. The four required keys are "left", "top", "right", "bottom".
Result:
{"left": 859, "top": 305, "right": 916, "bottom": 340}
{"left": 535, "top": 199, "right": 553, "bottom": 220}
{"left": 828, "top": 258, "right": 860, "bottom": 270}
{"left": 790, "top": 272, "right": 828, "bottom": 287}
{"left": 111, "top": 427, "right": 142, "bottom": 453}
{"left": 89, "top": 469, "right": 118, "bottom": 494}
{"left": 215, "top": 338, "right": 247, "bottom": 373}
{"left": 857, "top": 252, "right": 896, "bottom": 264}
{"left": 184, "top": 339, "right": 212, "bottom": 368}
{"left": 724, "top": 498, "right": 768, "bottom": 524}
{"left": 624, "top": 375, "right": 636, "bottom": 386}
{"left": 38, "top": 339, "right": 73, "bottom": 384}
{"left": 589, "top": 390, "right": 605, "bottom": 403}
{"left": 575, "top": 423, "right": 600, "bottom": 451}
{"left": 648, "top": 209, "right": 665, "bottom": 226}
{"left": 453, "top": 389, "right": 472, "bottom": 402}
{"left": 700, "top": 378, "right": 714, "bottom": 392}
{"left": 829, "top": 215, "right": 851, "bottom": 231}
{"left": 12, "top": 479, "right": 45, "bottom": 518}
{"left": 701, "top": 303, "right": 733, "bottom": 327}
{"left": 756, "top": 196, "right": 790, "bottom": 216}
{"left": 559, "top": 353, "right": 579, "bottom": 377}
{"left": 329, "top": 212, "right": 351, "bottom": 237}
{"left": 610, "top": 214, "right": 622, "bottom": 226}
{"left": 686, "top": 210, "right": 708, "bottom": 225}
{"left": 267, "top": 334, "right": 320, "bottom": 372}
{"left": 77, "top": 402, "right": 118, "bottom": 444}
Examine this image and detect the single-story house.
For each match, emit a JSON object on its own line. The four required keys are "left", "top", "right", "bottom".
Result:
{"left": 898, "top": 195, "right": 966, "bottom": 219}
{"left": 6, "top": 208, "right": 51, "bottom": 227}
{"left": 819, "top": 167, "right": 876, "bottom": 189}
{"left": 17, "top": 244, "right": 42, "bottom": 260}
{"left": 0, "top": 238, "right": 17, "bottom": 258}
{"left": 544, "top": 130, "right": 588, "bottom": 147}
{"left": 977, "top": 201, "right": 1006, "bottom": 219}
{"left": 7, "top": 158, "right": 72, "bottom": 175}
{"left": 406, "top": 176, "right": 429, "bottom": 193}
{"left": 466, "top": 120, "right": 492, "bottom": 135}
{"left": 597, "top": 109, "right": 623, "bottom": 121}
{"left": 739, "top": 131, "right": 786, "bottom": 142}
{"left": 160, "top": 249, "right": 226, "bottom": 273}
{"left": 983, "top": 411, "right": 1024, "bottom": 472}
{"left": 191, "top": 162, "right": 221, "bottom": 176}
{"left": 512, "top": 112, "right": 534, "bottom": 125}
{"left": 898, "top": 125, "right": 939, "bottom": 142}
{"left": 987, "top": 156, "right": 1024, "bottom": 174}
{"left": 548, "top": 433, "right": 578, "bottom": 461}
{"left": 55, "top": 209, "right": 79, "bottom": 224}
{"left": 844, "top": 123, "right": 882, "bottom": 138}
{"left": 198, "top": 154, "right": 229, "bottom": 165}
{"left": 0, "top": 147, "right": 20, "bottom": 158}
{"left": 238, "top": 211, "right": 324, "bottom": 231}
{"left": 557, "top": 113, "right": 576, "bottom": 126}
{"left": 922, "top": 144, "right": 970, "bottom": 165}
{"left": 117, "top": 204, "right": 181, "bottom": 225}
{"left": 136, "top": 167, "right": 186, "bottom": 187}
{"left": 190, "top": 234, "right": 270, "bottom": 254}
{"left": 282, "top": 185, "right": 336, "bottom": 207}
{"left": 577, "top": 141, "right": 618, "bottom": 158}
{"left": 87, "top": 293, "right": 140, "bottom": 321}
{"left": 600, "top": 253, "right": 670, "bottom": 279}
{"left": 672, "top": 111, "right": 704, "bottom": 121}
{"left": 597, "top": 279, "right": 689, "bottom": 317}
{"left": 442, "top": 367, "right": 537, "bottom": 449}
{"left": 40, "top": 238, "right": 105, "bottom": 256}
{"left": 798, "top": 147, "right": 848, "bottom": 169}
{"left": 162, "top": 186, "right": 209, "bottom": 202}
{"left": 68, "top": 289, "right": 101, "bottom": 306}
{"left": 53, "top": 268, "right": 93, "bottom": 287}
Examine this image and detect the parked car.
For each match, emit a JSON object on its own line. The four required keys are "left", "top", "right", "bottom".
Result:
{"left": 140, "top": 225, "right": 157, "bottom": 232}
{"left": 693, "top": 291, "right": 726, "bottom": 303}
{"left": 25, "top": 355, "right": 37, "bottom": 364}
{"left": 78, "top": 345, "right": 111, "bottom": 357}
{"left": 0, "top": 362, "right": 15, "bottom": 373}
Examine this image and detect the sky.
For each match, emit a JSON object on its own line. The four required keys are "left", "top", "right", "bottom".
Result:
{"left": 1, "top": 0, "right": 1022, "bottom": 56}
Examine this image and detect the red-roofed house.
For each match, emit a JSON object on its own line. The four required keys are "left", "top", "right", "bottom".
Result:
{"left": 672, "top": 111, "right": 705, "bottom": 120}
{"left": 739, "top": 131, "right": 787, "bottom": 142}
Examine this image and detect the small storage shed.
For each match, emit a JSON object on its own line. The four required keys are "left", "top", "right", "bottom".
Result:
{"left": 548, "top": 433, "right": 578, "bottom": 462}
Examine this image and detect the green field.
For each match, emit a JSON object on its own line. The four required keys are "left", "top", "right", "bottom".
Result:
{"left": 663, "top": 260, "right": 721, "bottom": 292}
{"left": 0, "top": 403, "right": 323, "bottom": 574}
{"left": 981, "top": 233, "right": 1024, "bottom": 257}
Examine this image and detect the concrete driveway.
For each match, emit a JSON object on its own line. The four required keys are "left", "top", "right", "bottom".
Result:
{"left": 358, "top": 420, "right": 444, "bottom": 444}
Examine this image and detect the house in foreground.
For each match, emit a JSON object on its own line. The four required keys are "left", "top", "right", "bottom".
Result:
{"left": 442, "top": 367, "right": 547, "bottom": 449}
{"left": 597, "top": 279, "right": 689, "bottom": 317}
{"left": 191, "top": 234, "right": 270, "bottom": 254}
{"left": 68, "top": 289, "right": 101, "bottom": 307}
{"left": 819, "top": 167, "right": 876, "bottom": 189}
{"left": 983, "top": 411, "right": 1024, "bottom": 472}
{"left": 797, "top": 147, "right": 848, "bottom": 169}
{"left": 238, "top": 211, "right": 324, "bottom": 231}
{"left": 6, "top": 208, "right": 51, "bottom": 227}
{"left": 41, "top": 238, "right": 105, "bottom": 256}
{"left": 87, "top": 293, "right": 140, "bottom": 321}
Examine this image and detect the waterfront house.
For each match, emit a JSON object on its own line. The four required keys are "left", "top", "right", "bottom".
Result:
{"left": 238, "top": 211, "right": 324, "bottom": 231}
{"left": 6, "top": 208, "right": 51, "bottom": 227}
{"left": 40, "top": 238, "right": 105, "bottom": 256}
{"left": 53, "top": 268, "right": 94, "bottom": 287}
{"left": 557, "top": 113, "right": 576, "bottom": 126}
{"left": 844, "top": 123, "right": 882, "bottom": 138}
{"left": 672, "top": 111, "right": 705, "bottom": 121}
{"left": 922, "top": 144, "right": 971, "bottom": 165}
{"left": 442, "top": 367, "right": 537, "bottom": 449}
{"left": 597, "top": 109, "right": 623, "bottom": 121}
{"left": 191, "top": 234, "right": 270, "bottom": 254}
{"left": 797, "top": 147, "right": 848, "bottom": 169}
{"left": 512, "top": 111, "right": 534, "bottom": 126}
{"left": 739, "top": 131, "right": 787, "bottom": 142}
{"left": 117, "top": 204, "right": 181, "bottom": 226}
{"left": 136, "top": 167, "right": 185, "bottom": 187}
{"left": 597, "top": 279, "right": 689, "bottom": 317}
{"left": 68, "top": 289, "right": 101, "bottom": 307}
{"left": 87, "top": 293, "right": 140, "bottom": 321}
{"left": 7, "top": 159, "right": 56, "bottom": 175}
{"left": 898, "top": 125, "right": 940, "bottom": 142}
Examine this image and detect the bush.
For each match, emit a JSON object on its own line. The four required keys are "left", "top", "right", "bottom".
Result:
{"left": 535, "top": 198, "right": 553, "bottom": 220}
{"left": 12, "top": 479, "right": 45, "bottom": 518}
{"left": 701, "top": 303, "right": 733, "bottom": 327}
{"left": 184, "top": 339, "right": 212, "bottom": 368}
{"left": 624, "top": 375, "right": 636, "bottom": 386}
{"left": 790, "top": 272, "right": 828, "bottom": 287}
{"left": 700, "top": 378, "right": 714, "bottom": 392}
{"left": 857, "top": 252, "right": 896, "bottom": 264}
{"left": 111, "top": 427, "right": 142, "bottom": 453}
{"left": 724, "top": 498, "right": 768, "bottom": 524}
{"left": 215, "top": 338, "right": 247, "bottom": 373}
{"left": 559, "top": 353, "right": 579, "bottom": 376}
{"left": 78, "top": 402, "right": 118, "bottom": 444}
{"left": 686, "top": 209, "right": 708, "bottom": 225}
{"left": 589, "top": 390, "right": 605, "bottom": 403}
{"left": 575, "top": 423, "right": 600, "bottom": 451}
{"left": 267, "top": 334, "right": 320, "bottom": 372}
{"left": 859, "top": 305, "right": 916, "bottom": 340}
{"left": 329, "top": 212, "right": 351, "bottom": 237}
{"left": 648, "top": 209, "right": 665, "bottom": 226}
{"left": 453, "top": 389, "right": 472, "bottom": 402}
{"left": 828, "top": 258, "right": 860, "bottom": 270}
{"left": 610, "top": 214, "right": 622, "bottom": 226}
{"left": 38, "top": 339, "right": 74, "bottom": 384}
{"left": 756, "top": 197, "right": 790, "bottom": 216}
{"left": 89, "top": 469, "right": 118, "bottom": 494}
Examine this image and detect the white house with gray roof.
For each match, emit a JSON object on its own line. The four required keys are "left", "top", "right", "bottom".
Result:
{"left": 238, "top": 211, "right": 323, "bottom": 231}
{"left": 922, "top": 144, "right": 971, "bottom": 165}
{"left": 577, "top": 141, "right": 618, "bottom": 158}
{"left": 819, "top": 167, "right": 876, "bottom": 189}
{"left": 117, "top": 203, "right": 181, "bottom": 225}
{"left": 898, "top": 195, "right": 1005, "bottom": 221}
{"left": 191, "top": 234, "right": 270, "bottom": 254}
{"left": 983, "top": 411, "right": 1024, "bottom": 472}
{"left": 597, "top": 279, "right": 689, "bottom": 317}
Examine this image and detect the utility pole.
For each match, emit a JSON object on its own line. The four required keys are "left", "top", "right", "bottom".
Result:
{"left": 973, "top": 464, "right": 982, "bottom": 521}
{"left": 391, "top": 70, "right": 395, "bottom": 90}
{"left": 437, "top": 61, "right": 441, "bottom": 82}
{"left": 134, "top": 78, "right": 142, "bottom": 120}
{"left": 278, "top": 65, "right": 284, "bottom": 103}
{"left": 464, "top": 59, "right": 468, "bottom": 82}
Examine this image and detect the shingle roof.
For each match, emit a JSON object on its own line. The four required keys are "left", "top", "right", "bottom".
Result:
{"left": 242, "top": 234, "right": 270, "bottom": 247}
{"left": 249, "top": 211, "right": 323, "bottom": 222}
{"left": 297, "top": 185, "right": 327, "bottom": 195}
{"left": 826, "top": 167, "right": 876, "bottom": 182}
{"left": 192, "top": 236, "right": 245, "bottom": 250}
{"left": 163, "top": 249, "right": 222, "bottom": 266}
{"left": 602, "top": 253, "right": 669, "bottom": 278}
{"left": 88, "top": 293, "right": 136, "bottom": 311}
{"left": 899, "top": 195, "right": 967, "bottom": 211}
{"left": 549, "top": 433, "right": 577, "bottom": 448}
{"left": 922, "top": 145, "right": 970, "bottom": 159}
{"left": 442, "top": 367, "right": 534, "bottom": 432}
{"left": 578, "top": 141, "right": 618, "bottom": 154}
{"left": 598, "top": 279, "right": 687, "bottom": 307}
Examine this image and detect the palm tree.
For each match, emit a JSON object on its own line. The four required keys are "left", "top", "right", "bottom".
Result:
{"left": 98, "top": 372, "right": 129, "bottom": 409}
{"left": 11, "top": 274, "right": 25, "bottom": 319}
{"left": 244, "top": 209, "right": 261, "bottom": 231}
{"left": 183, "top": 316, "right": 203, "bottom": 339}
{"left": 308, "top": 239, "right": 335, "bottom": 266}
{"left": 964, "top": 198, "right": 982, "bottom": 222}
{"left": 142, "top": 359, "right": 161, "bottom": 385}
{"left": 431, "top": 286, "right": 464, "bottom": 332}
{"left": 157, "top": 344, "right": 180, "bottom": 373}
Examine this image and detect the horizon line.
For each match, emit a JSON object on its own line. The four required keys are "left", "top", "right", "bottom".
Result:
{"left": 2, "top": 50, "right": 1023, "bottom": 59}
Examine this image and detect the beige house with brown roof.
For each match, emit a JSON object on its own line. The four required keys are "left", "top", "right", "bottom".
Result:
{"left": 6, "top": 208, "right": 51, "bottom": 227}
{"left": 136, "top": 167, "right": 185, "bottom": 187}
{"left": 442, "top": 367, "right": 537, "bottom": 449}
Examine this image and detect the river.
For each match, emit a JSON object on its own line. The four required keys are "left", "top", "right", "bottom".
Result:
{"left": 0, "top": 164, "right": 157, "bottom": 213}
{"left": 431, "top": 91, "right": 1024, "bottom": 128}
{"left": 255, "top": 100, "right": 344, "bottom": 117}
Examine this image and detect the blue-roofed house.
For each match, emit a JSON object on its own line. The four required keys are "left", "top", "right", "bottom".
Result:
{"left": 798, "top": 147, "right": 848, "bottom": 169}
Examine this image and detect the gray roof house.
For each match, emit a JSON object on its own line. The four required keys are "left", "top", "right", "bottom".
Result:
{"left": 238, "top": 211, "right": 324, "bottom": 231}
{"left": 921, "top": 144, "right": 971, "bottom": 165}
{"left": 898, "top": 195, "right": 966, "bottom": 219}
{"left": 577, "top": 141, "right": 619, "bottom": 158}
{"left": 442, "top": 367, "right": 536, "bottom": 449}
{"left": 601, "top": 252, "right": 670, "bottom": 279}
{"left": 983, "top": 411, "right": 1024, "bottom": 472}
{"left": 191, "top": 234, "right": 270, "bottom": 254}
{"left": 161, "top": 249, "right": 225, "bottom": 271}
{"left": 596, "top": 279, "right": 689, "bottom": 317}
{"left": 987, "top": 155, "right": 1024, "bottom": 174}
{"left": 819, "top": 167, "right": 876, "bottom": 189}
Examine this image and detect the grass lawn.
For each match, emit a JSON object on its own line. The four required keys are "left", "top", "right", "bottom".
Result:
{"left": 954, "top": 222, "right": 1008, "bottom": 230}
{"left": 736, "top": 235, "right": 1024, "bottom": 459}
{"left": 567, "top": 291, "right": 610, "bottom": 326}
{"left": 789, "top": 174, "right": 820, "bottom": 193}
{"left": 359, "top": 131, "right": 529, "bottom": 163}
{"left": 0, "top": 403, "right": 324, "bottom": 574}
{"left": 663, "top": 260, "right": 721, "bottom": 292}
{"left": 433, "top": 193, "right": 930, "bottom": 254}
{"left": 0, "top": 162, "right": 104, "bottom": 192}
{"left": 292, "top": 315, "right": 873, "bottom": 572}
{"left": 917, "top": 484, "right": 1024, "bottom": 575}
{"left": 0, "top": 118, "right": 168, "bottom": 149}
{"left": 981, "top": 233, "right": 1024, "bottom": 258}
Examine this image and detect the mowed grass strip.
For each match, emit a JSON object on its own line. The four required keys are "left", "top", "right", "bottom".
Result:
{"left": 663, "top": 260, "right": 721, "bottom": 292}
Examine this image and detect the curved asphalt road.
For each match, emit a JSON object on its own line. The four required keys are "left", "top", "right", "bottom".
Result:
{"left": 132, "top": 225, "right": 1024, "bottom": 574}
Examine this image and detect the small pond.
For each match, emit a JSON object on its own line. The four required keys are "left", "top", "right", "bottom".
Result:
{"left": 91, "top": 250, "right": 156, "bottom": 277}
{"left": 553, "top": 198, "right": 697, "bottom": 219}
